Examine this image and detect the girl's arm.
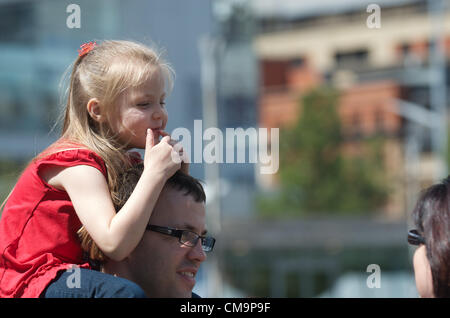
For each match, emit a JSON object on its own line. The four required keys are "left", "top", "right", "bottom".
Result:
{"left": 54, "top": 132, "right": 182, "bottom": 261}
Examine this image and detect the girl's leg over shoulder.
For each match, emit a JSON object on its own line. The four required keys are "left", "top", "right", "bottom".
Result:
{"left": 41, "top": 268, "right": 147, "bottom": 298}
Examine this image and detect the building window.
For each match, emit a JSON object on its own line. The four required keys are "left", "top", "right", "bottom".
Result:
{"left": 290, "top": 57, "right": 305, "bottom": 68}
{"left": 399, "top": 43, "right": 410, "bottom": 56}
{"left": 374, "top": 107, "right": 384, "bottom": 133}
{"left": 351, "top": 111, "right": 362, "bottom": 138}
{"left": 334, "top": 49, "right": 369, "bottom": 70}
{"left": 0, "top": 2, "right": 36, "bottom": 44}
{"left": 260, "top": 60, "right": 290, "bottom": 89}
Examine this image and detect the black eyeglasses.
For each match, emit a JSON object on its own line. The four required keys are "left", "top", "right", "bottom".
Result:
{"left": 146, "top": 224, "right": 216, "bottom": 252}
{"left": 408, "top": 229, "right": 425, "bottom": 246}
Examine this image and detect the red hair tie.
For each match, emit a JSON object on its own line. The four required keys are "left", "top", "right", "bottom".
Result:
{"left": 78, "top": 41, "right": 97, "bottom": 57}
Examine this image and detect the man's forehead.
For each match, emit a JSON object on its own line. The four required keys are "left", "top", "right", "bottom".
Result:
{"left": 151, "top": 186, "right": 206, "bottom": 231}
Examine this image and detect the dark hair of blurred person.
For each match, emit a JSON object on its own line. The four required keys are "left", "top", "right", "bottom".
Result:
{"left": 411, "top": 175, "right": 450, "bottom": 297}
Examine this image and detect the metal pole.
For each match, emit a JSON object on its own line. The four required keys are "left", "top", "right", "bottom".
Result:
{"left": 389, "top": 99, "right": 436, "bottom": 219}
{"left": 199, "top": 35, "right": 223, "bottom": 297}
{"left": 404, "top": 122, "right": 422, "bottom": 218}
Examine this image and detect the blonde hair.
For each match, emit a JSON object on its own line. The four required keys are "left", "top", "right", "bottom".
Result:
{"left": 57, "top": 40, "right": 174, "bottom": 262}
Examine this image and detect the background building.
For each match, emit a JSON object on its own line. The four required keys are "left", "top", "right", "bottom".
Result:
{"left": 253, "top": 0, "right": 450, "bottom": 219}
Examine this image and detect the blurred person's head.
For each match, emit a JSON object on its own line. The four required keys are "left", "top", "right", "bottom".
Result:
{"left": 410, "top": 176, "right": 450, "bottom": 298}
{"left": 101, "top": 163, "right": 214, "bottom": 297}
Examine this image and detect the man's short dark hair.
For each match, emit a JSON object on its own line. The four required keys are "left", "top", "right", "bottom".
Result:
{"left": 79, "top": 163, "right": 206, "bottom": 264}
{"left": 114, "top": 163, "right": 206, "bottom": 210}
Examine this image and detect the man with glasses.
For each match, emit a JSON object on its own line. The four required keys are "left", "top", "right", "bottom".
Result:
{"left": 102, "top": 163, "right": 215, "bottom": 298}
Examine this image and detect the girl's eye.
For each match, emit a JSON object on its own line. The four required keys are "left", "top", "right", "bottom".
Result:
{"left": 136, "top": 102, "right": 166, "bottom": 108}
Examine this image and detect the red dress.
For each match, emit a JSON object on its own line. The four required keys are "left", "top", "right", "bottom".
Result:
{"left": 0, "top": 146, "right": 108, "bottom": 298}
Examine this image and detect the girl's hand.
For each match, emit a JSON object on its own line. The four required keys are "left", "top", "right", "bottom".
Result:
{"left": 143, "top": 128, "right": 182, "bottom": 180}
{"left": 159, "top": 130, "right": 189, "bottom": 174}
{"left": 158, "top": 130, "right": 190, "bottom": 175}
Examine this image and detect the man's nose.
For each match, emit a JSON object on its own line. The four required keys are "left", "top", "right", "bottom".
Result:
{"left": 188, "top": 239, "right": 207, "bottom": 262}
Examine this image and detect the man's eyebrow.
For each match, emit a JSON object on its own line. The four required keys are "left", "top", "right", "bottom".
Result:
{"left": 182, "top": 223, "right": 207, "bottom": 235}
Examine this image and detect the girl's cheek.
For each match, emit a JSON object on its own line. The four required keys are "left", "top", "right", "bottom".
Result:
{"left": 163, "top": 110, "right": 169, "bottom": 126}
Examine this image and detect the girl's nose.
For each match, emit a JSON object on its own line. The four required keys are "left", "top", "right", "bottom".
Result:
{"left": 152, "top": 110, "right": 162, "bottom": 120}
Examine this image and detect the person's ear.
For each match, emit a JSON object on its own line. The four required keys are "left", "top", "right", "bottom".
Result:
{"left": 86, "top": 98, "right": 104, "bottom": 123}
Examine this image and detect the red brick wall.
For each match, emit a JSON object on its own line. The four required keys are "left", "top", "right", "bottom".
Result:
{"left": 338, "top": 81, "right": 402, "bottom": 137}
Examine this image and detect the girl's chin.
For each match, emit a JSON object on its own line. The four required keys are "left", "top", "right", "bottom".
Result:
{"left": 124, "top": 132, "right": 162, "bottom": 150}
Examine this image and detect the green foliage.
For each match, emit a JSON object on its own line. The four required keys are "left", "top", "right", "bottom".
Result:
{"left": 258, "top": 87, "right": 388, "bottom": 217}
{"left": 0, "top": 159, "right": 26, "bottom": 217}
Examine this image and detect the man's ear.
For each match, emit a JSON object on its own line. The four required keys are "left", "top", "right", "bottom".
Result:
{"left": 86, "top": 98, "right": 104, "bottom": 123}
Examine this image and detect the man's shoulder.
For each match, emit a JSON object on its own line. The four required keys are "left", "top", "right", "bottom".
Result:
{"left": 192, "top": 292, "right": 201, "bottom": 298}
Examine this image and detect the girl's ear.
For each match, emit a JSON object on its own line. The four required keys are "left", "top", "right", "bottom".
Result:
{"left": 86, "top": 98, "right": 104, "bottom": 123}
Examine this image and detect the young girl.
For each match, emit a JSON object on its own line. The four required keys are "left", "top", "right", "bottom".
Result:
{"left": 0, "top": 40, "right": 185, "bottom": 298}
